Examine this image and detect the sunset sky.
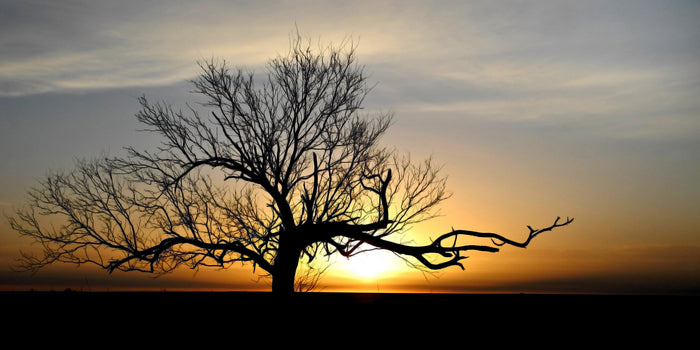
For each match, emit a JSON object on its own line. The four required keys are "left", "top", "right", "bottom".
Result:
{"left": 1, "top": 0, "right": 698, "bottom": 295}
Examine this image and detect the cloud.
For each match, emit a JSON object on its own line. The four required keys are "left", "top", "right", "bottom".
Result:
{"left": 0, "top": 1, "right": 277, "bottom": 96}
{"left": 0, "top": 0, "right": 432, "bottom": 97}
{"left": 1, "top": 0, "right": 698, "bottom": 145}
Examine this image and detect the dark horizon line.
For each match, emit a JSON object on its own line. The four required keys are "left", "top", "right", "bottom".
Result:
{"left": 2, "top": 289, "right": 697, "bottom": 297}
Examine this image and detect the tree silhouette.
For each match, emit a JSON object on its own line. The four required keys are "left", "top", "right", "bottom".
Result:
{"left": 10, "top": 35, "right": 572, "bottom": 294}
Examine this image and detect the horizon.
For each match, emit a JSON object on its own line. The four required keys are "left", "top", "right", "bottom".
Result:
{"left": 1, "top": 1, "right": 699, "bottom": 296}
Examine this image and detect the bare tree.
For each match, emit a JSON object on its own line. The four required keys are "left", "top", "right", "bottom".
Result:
{"left": 10, "top": 35, "right": 572, "bottom": 294}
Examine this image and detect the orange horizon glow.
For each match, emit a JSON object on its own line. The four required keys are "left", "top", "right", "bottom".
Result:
{"left": 3, "top": 231, "right": 699, "bottom": 295}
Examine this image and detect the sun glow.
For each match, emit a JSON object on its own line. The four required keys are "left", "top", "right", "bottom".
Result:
{"left": 335, "top": 250, "right": 404, "bottom": 280}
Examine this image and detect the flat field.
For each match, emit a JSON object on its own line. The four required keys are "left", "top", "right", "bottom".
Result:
{"left": 3, "top": 291, "right": 693, "bottom": 345}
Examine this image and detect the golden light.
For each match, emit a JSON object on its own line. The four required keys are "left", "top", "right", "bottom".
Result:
{"left": 333, "top": 250, "right": 404, "bottom": 280}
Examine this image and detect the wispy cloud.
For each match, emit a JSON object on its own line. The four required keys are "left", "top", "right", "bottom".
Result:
{"left": 0, "top": 0, "right": 432, "bottom": 97}
{"left": 1, "top": 0, "right": 697, "bottom": 144}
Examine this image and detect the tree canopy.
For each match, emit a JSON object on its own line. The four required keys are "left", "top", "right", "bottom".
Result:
{"left": 10, "top": 35, "right": 572, "bottom": 294}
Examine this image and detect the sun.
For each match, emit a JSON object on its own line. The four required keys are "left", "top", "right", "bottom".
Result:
{"left": 336, "top": 250, "right": 402, "bottom": 280}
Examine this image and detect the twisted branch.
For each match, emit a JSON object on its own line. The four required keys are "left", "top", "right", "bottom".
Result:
{"left": 334, "top": 216, "right": 574, "bottom": 271}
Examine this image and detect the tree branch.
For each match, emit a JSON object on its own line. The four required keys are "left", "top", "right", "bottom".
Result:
{"left": 106, "top": 236, "right": 274, "bottom": 274}
{"left": 332, "top": 216, "right": 574, "bottom": 270}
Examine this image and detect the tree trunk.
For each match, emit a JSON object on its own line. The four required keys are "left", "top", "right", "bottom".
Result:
{"left": 271, "top": 234, "right": 302, "bottom": 295}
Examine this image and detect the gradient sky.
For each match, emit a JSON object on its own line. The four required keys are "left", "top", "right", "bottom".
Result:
{"left": 1, "top": 0, "right": 698, "bottom": 294}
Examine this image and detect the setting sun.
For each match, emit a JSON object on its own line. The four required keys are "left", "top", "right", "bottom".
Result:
{"left": 334, "top": 250, "right": 404, "bottom": 280}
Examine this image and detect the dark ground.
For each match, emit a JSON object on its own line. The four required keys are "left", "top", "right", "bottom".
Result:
{"left": 3, "top": 291, "right": 695, "bottom": 345}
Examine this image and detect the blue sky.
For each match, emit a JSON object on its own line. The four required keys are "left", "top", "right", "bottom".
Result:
{"left": 1, "top": 0, "right": 698, "bottom": 293}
